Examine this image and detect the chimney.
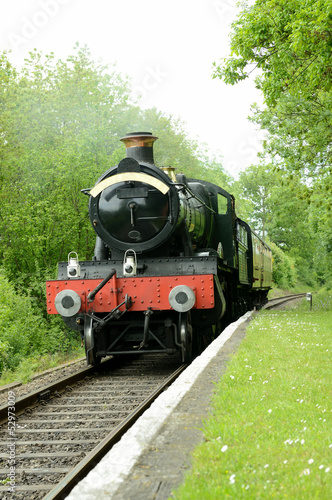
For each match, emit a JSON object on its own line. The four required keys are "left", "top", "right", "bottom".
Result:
{"left": 120, "top": 132, "right": 158, "bottom": 164}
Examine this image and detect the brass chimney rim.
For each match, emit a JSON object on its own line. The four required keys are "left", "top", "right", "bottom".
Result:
{"left": 120, "top": 132, "right": 158, "bottom": 149}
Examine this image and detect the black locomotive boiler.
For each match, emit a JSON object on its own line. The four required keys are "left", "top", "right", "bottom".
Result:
{"left": 46, "top": 132, "right": 272, "bottom": 365}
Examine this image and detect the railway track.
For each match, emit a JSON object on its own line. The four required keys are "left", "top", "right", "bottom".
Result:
{"left": 0, "top": 293, "right": 308, "bottom": 499}
{"left": 0, "top": 354, "right": 186, "bottom": 499}
{"left": 264, "top": 292, "right": 307, "bottom": 310}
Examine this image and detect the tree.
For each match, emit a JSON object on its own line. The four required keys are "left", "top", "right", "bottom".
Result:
{"left": 236, "top": 163, "right": 318, "bottom": 284}
{"left": 213, "top": 0, "right": 332, "bottom": 101}
{"left": 213, "top": 0, "right": 332, "bottom": 286}
{"left": 0, "top": 46, "right": 232, "bottom": 291}
{"left": 212, "top": 0, "right": 332, "bottom": 176}
{"left": 237, "top": 164, "right": 274, "bottom": 238}
{"left": 0, "top": 45, "right": 133, "bottom": 283}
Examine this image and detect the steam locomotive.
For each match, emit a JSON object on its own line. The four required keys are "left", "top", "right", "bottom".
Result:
{"left": 46, "top": 132, "right": 272, "bottom": 365}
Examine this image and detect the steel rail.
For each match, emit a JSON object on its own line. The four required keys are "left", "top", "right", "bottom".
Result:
{"left": 43, "top": 363, "right": 187, "bottom": 500}
{"left": 264, "top": 293, "right": 307, "bottom": 310}
{"left": 0, "top": 359, "right": 114, "bottom": 425}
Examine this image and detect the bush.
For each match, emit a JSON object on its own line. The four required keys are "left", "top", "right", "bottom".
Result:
{"left": 0, "top": 271, "right": 79, "bottom": 373}
{"left": 312, "top": 288, "right": 332, "bottom": 311}
{"left": 269, "top": 242, "right": 297, "bottom": 288}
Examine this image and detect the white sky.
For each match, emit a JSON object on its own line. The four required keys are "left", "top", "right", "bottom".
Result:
{"left": 0, "top": 0, "right": 264, "bottom": 177}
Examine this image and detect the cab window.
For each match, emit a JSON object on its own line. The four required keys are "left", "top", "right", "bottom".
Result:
{"left": 217, "top": 193, "right": 228, "bottom": 214}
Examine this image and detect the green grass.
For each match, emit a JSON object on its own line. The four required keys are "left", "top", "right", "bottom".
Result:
{"left": 172, "top": 302, "right": 332, "bottom": 499}
{"left": 0, "top": 347, "right": 85, "bottom": 386}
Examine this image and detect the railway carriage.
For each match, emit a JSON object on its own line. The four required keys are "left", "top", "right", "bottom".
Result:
{"left": 46, "top": 132, "right": 272, "bottom": 365}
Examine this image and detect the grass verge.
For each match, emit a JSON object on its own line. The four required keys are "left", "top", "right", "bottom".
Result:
{"left": 172, "top": 301, "right": 332, "bottom": 499}
{"left": 0, "top": 347, "right": 85, "bottom": 386}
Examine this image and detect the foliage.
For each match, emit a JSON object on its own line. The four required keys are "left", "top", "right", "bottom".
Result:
{"left": 235, "top": 163, "right": 321, "bottom": 286}
{"left": 213, "top": 0, "right": 332, "bottom": 103}
{"left": 269, "top": 242, "right": 297, "bottom": 289}
{"left": 0, "top": 270, "right": 79, "bottom": 373}
{"left": 0, "top": 349, "right": 84, "bottom": 386}
{"left": 199, "top": 153, "right": 234, "bottom": 192}
{"left": 311, "top": 289, "right": 332, "bottom": 310}
{"left": 0, "top": 46, "right": 225, "bottom": 283}
{"left": 0, "top": 46, "right": 230, "bottom": 287}
{"left": 0, "top": 45, "right": 133, "bottom": 280}
{"left": 236, "top": 163, "right": 274, "bottom": 239}
{"left": 213, "top": 0, "right": 332, "bottom": 288}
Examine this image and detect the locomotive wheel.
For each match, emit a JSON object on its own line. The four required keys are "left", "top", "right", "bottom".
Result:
{"left": 179, "top": 312, "right": 193, "bottom": 364}
{"left": 84, "top": 317, "right": 101, "bottom": 367}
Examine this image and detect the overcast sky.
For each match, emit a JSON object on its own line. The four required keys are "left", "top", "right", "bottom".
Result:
{"left": 1, "top": 0, "right": 264, "bottom": 177}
